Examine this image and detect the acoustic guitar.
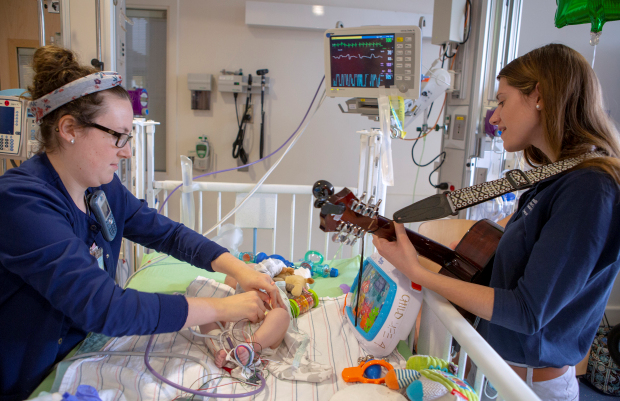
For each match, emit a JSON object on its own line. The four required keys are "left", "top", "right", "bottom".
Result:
{"left": 313, "top": 184, "right": 504, "bottom": 324}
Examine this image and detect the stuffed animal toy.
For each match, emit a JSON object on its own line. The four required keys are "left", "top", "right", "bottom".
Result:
{"left": 283, "top": 275, "right": 314, "bottom": 297}
{"left": 406, "top": 355, "right": 457, "bottom": 375}
{"left": 382, "top": 356, "right": 477, "bottom": 401}
{"left": 273, "top": 267, "right": 296, "bottom": 281}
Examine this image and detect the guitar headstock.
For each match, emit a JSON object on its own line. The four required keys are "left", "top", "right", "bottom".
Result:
{"left": 312, "top": 180, "right": 386, "bottom": 246}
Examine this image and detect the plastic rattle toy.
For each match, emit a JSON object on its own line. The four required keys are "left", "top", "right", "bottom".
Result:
{"left": 238, "top": 252, "right": 255, "bottom": 263}
{"left": 312, "top": 263, "right": 338, "bottom": 278}
{"left": 289, "top": 288, "right": 320, "bottom": 317}
{"left": 304, "top": 250, "right": 324, "bottom": 265}
{"left": 342, "top": 359, "right": 394, "bottom": 384}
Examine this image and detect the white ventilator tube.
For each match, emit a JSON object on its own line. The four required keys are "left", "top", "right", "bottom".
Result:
{"left": 180, "top": 155, "right": 195, "bottom": 230}
{"left": 409, "top": 68, "right": 451, "bottom": 118}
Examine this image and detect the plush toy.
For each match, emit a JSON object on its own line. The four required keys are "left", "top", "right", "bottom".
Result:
{"left": 273, "top": 267, "right": 296, "bottom": 281}
{"left": 408, "top": 370, "right": 478, "bottom": 401}
{"left": 254, "top": 258, "right": 290, "bottom": 278}
{"left": 284, "top": 275, "right": 314, "bottom": 297}
{"left": 385, "top": 368, "right": 477, "bottom": 401}
{"left": 388, "top": 355, "right": 477, "bottom": 401}
{"left": 407, "top": 355, "right": 457, "bottom": 375}
{"left": 236, "top": 259, "right": 296, "bottom": 295}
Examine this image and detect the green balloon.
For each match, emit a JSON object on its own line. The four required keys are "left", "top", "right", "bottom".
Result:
{"left": 555, "top": 0, "right": 620, "bottom": 33}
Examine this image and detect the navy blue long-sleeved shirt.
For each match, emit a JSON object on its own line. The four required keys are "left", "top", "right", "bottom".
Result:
{"left": 0, "top": 154, "right": 228, "bottom": 400}
{"left": 477, "top": 168, "right": 620, "bottom": 368}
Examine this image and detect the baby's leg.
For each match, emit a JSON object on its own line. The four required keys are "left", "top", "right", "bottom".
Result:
{"left": 252, "top": 308, "right": 289, "bottom": 350}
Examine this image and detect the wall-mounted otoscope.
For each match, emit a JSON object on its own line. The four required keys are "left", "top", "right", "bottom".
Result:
{"left": 256, "top": 69, "right": 269, "bottom": 159}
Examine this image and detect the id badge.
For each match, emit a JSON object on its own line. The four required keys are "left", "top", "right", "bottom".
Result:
{"left": 89, "top": 243, "right": 104, "bottom": 270}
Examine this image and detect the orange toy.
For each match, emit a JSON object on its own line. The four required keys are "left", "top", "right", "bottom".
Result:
{"left": 342, "top": 359, "right": 394, "bottom": 384}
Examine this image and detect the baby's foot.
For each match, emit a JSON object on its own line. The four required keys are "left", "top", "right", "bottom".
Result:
{"left": 235, "top": 346, "right": 251, "bottom": 366}
{"left": 214, "top": 349, "right": 228, "bottom": 368}
{"left": 213, "top": 346, "right": 251, "bottom": 368}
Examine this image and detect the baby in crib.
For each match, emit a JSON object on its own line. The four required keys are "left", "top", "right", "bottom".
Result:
{"left": 190, "top": 259, "right": 292, "bottom": 368}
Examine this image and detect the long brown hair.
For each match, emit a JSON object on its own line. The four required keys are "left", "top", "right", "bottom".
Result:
{"left": 498, "top": 43, "right": 620, "bottom": 184}
{"left": 26, "top": 45, "right": 129, "bottom": 153}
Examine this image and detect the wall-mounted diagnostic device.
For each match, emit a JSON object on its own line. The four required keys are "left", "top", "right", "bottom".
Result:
{"left": 0, "top": 94, "right": 38, "bottom": 160}
{"left": 218, "top": 74, "right": 270, "bottom": 95}
{"left": 324, "top": 25, "right": 422, "bottom": 100}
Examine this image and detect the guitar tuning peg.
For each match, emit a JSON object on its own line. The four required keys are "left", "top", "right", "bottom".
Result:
{"left": 353, "top": 192, "right": 367, "bottom": 213}
{"left": 337, "top": 223, "right": 351, "bottom": 243}
{"left": 331, "top": 222, "right": 345, "bottom": 242}
{"left": 350, "top": 199, "right": 358, "bottom": 211}
{"left": 349, "top": 228, "right": 365, "bottom": 247}
{"left": 345, "top": 226, "right": 361, "bottom": 245}
{"left": 362, "top": 196, "right": 376, "bottom": 216}
{"left": 369, "top": 199, "right": 383, "bottom": 219}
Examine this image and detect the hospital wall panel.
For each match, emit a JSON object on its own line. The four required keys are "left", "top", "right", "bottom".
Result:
{"left": 124, "top": 0, "right": 445, "bottom": 255}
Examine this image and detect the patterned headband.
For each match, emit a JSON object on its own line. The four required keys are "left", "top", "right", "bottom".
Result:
{"left": 30, "top": 71, "right": 122, "bottom": 124}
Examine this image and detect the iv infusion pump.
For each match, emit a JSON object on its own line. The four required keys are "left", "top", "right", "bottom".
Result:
{"left": 324, "top": 25, "right": 422, "bottom": 100}
{"left": 0, "top": 95, "right": 38, "bottom": 160}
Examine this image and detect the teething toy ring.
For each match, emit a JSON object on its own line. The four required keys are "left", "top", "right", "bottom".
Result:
{"left": 342, "top": 359, "right": 394, "bottom": 384}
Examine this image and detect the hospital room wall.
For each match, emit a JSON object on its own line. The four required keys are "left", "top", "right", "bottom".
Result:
{"left": 517, "top": 0, "right": 620, "bottom": 324}
{"left": 127, "top": 0, "right": 444, "bottom": 258}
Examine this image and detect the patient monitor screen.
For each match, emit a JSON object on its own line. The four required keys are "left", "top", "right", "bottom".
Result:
{"left": 329, "top": 34, "right": 395, "bottom": 89}
{"left": 0, "top": 106, "right": 15, "bottom": 136}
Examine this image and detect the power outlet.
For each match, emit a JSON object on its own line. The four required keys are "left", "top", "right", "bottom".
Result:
{"left": 452, "top": 114, "right": 467, "bottom": 141}
{"left": 245, "top": 105, "right": 254, "bottom": 124}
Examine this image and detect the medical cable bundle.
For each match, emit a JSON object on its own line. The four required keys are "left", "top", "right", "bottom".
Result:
{"left": 143, "top": 334, "right": 266, "bottom": 398}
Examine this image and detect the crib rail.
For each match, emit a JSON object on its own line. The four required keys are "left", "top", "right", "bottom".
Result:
{"left": 417, "top": 289, "right": 541, "bottom": 401}
{"left": 152, "top": 180, "right": 360, "bottom": 261}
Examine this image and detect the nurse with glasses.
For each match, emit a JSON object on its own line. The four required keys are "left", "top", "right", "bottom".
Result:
{"left": 0, "top": 45, "right": 283, "bottom": 401}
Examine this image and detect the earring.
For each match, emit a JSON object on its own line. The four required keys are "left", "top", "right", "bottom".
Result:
{"left": 536, "top": 104, "right": 541, "bottom": 110}
{"left": 70, "top": 139, "right": 75, "bottom": 144}
{"left": 55, "top": 127, "right": 59, "bottom": 132}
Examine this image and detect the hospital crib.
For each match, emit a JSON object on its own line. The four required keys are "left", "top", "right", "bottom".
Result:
{"left": 130, "top": 121, "right": 541, "bottom": 401}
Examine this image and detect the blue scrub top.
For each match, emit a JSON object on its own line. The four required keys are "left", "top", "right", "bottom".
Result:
{"left": 0, "top": 153, "right": 228, "bottom": 400}
{"left": 478, "top": 168, "right": 620, "bottom": 368}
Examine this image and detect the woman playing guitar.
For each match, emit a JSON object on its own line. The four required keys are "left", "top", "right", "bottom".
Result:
{"left": 374, "top": 44, "right": 620, "bottom": 401}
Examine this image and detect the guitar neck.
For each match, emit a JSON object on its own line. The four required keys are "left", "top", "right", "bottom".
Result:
{"left": 369, "top": 215, "right": 458, "bottom": 267}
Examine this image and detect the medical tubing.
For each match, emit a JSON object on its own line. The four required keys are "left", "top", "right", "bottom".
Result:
{"left": 202, "top": 87, "right": 326, "bottom": 237}
{"left": 157, "top": 76, "right": 325, "bottom": 214}
{"left": 65, "top": 351, "right": 259, "bottom": 401}
{"left": 143, "top": 334, "right": 266, "bottom": 398}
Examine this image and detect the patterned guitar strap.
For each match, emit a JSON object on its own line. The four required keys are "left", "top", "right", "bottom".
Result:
{"left": 394, "top": 152, "right": 602, "bottom": 223}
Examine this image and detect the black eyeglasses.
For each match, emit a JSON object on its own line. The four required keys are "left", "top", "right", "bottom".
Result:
{"left": 85, "top": 122, "right": 133, "bottom": 148}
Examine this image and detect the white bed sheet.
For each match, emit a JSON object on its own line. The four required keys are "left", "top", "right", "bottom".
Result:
{"left": 58, "top": 295, "right": 408, "bottom": 401}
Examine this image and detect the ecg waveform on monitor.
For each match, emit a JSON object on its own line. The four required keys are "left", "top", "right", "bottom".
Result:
{"left": 329, "top": 34, "right": 394, "bottom": 88}
{"left": 331, "top": 42, "right": 384, "bottom": 48}
{"left": 332, "top": 74, "right": 383, "bottom": 88}
{"left": 332, "top": 54, "right": 383, "bottom": 60}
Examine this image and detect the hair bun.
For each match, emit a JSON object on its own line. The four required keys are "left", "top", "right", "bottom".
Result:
{"left": 28, "top": 45, "right": 97, "bottom": 100}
